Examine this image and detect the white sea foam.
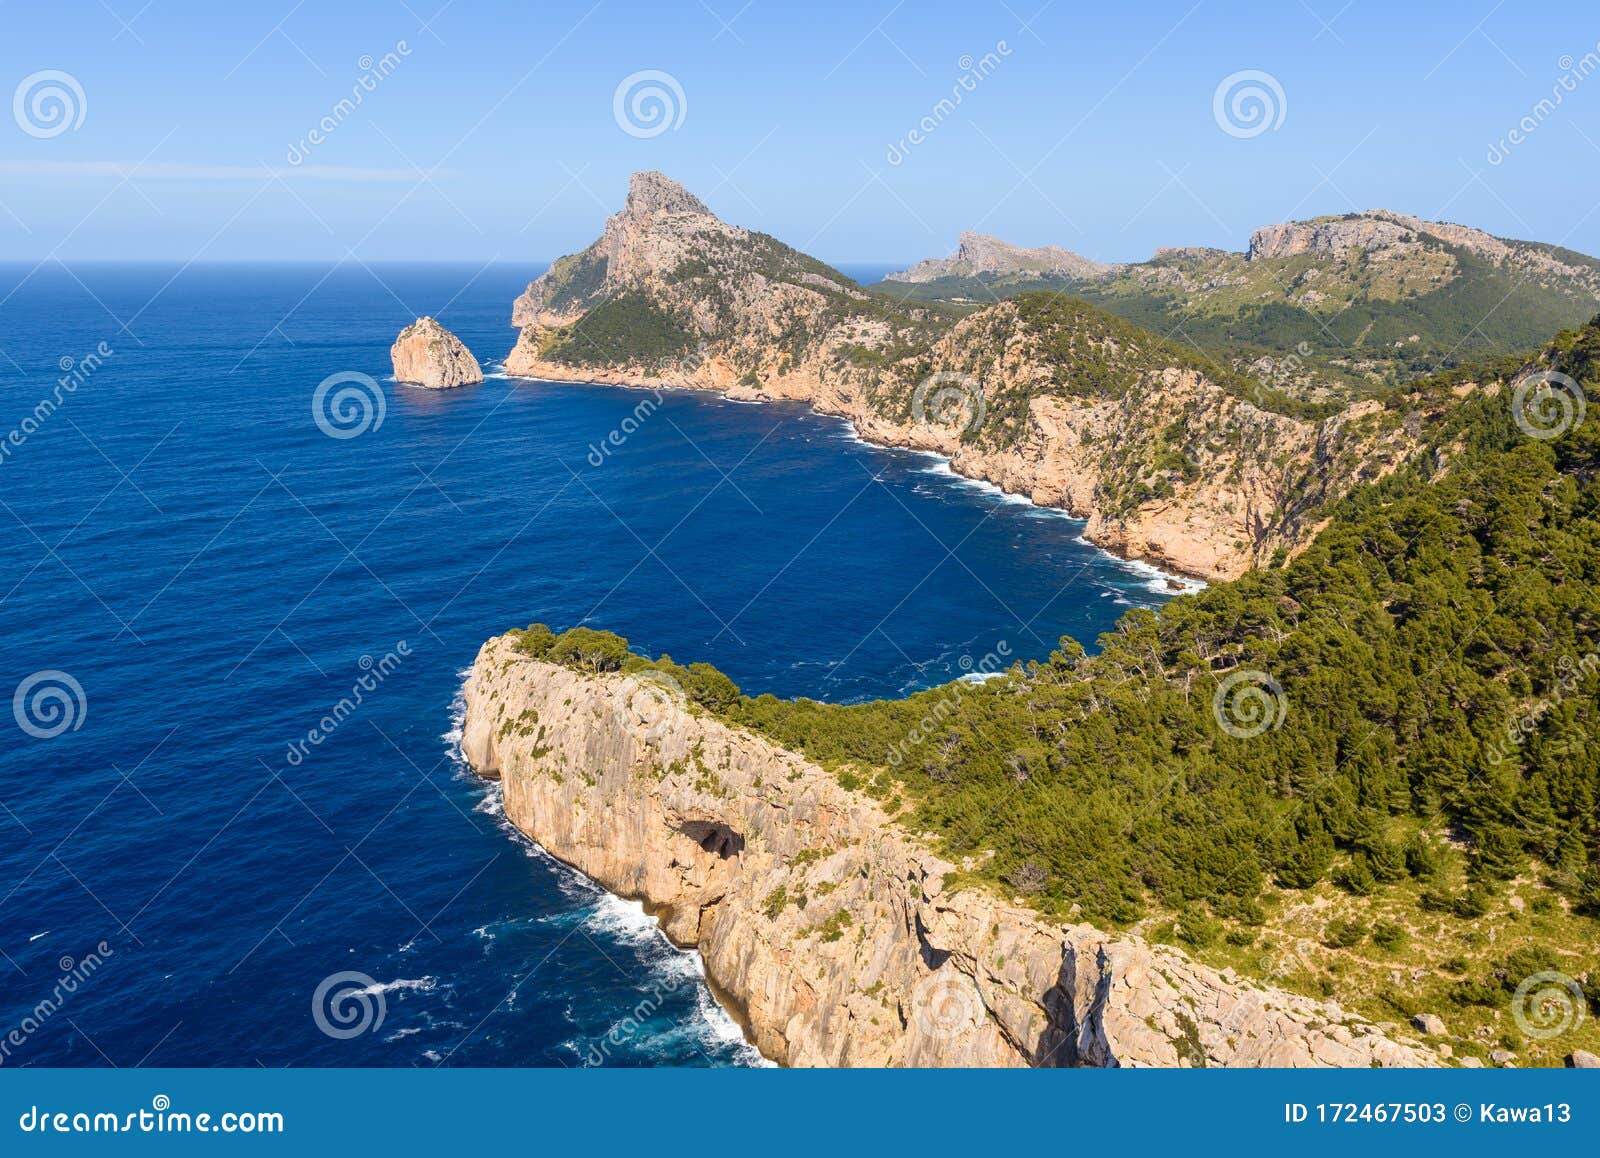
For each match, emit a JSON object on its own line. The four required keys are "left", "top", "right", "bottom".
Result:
{"left": 357, "top": 976, "right": 437, "bottom": 997}
{"left": 441, "top": 668, "right": 798, "bottom": 1068}
{"left": 960, "top": 671, "right": 1007, "bottom": 684}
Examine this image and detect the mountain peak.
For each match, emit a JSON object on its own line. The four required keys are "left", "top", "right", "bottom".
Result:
{"left": 624, "top": 171, "right": 712, "bottom": 219}
{"left": 1246, "top": 208, "right": 1511, "bottom": 262}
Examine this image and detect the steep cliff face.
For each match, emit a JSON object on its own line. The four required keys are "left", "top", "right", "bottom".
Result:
{"left": 461, "top": 635, "right": 1441, "bottom": 1068}
{"left": 391, "top": 317, "right": 483, "bottom": 388}
{"left": 503, "top": 173, "right": 1430, "bottom": 581}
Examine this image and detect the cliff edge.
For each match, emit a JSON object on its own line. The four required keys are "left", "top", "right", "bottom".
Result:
{"left": 461, "top": 634, "right": 1441, "bottom": 1068}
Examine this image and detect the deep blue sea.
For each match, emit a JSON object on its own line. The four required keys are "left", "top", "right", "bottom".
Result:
{"left": 0, "top": 261, "right": 1187, "bottom": 1068}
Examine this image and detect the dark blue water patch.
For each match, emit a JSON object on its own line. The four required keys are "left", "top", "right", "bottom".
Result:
{"left": 0, "top": 262, "right": 1185, "bottom": 1068}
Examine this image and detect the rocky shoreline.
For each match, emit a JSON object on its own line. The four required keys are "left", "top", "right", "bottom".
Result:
{"left": 460, "top": 635, "right": 1442, "bottom": 1068}
{"left": 497, "top": 173, "right": 1425, "bottom": 583}
{"left": 492, "top": 358, "right": 1210, "bottom": 589}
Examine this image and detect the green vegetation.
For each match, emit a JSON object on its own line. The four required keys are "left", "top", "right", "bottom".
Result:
{"left": 539, "top": 249, "right": 610, "bottom": 314}
{"left": 541, "top": 292, "right": 697, "bottom": 366}
{"left": 871, "top": 238, "right": 1600, "bottom": 396}
{"left": 517, "top": 320, "right": 1600, "bottom": 937}
{"left": 725, "top": 326, "right": 1600, "bottom": 931}
{"left": 509, "top": 622, "right": 740, "bottom": 713}
{"left": 502, "top": 316, "right": 1600, "bottom": 1062}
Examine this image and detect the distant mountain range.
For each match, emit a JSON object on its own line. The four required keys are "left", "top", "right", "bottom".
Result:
{"left": 876, "top": 210, "right": 1600, "bottom": 388}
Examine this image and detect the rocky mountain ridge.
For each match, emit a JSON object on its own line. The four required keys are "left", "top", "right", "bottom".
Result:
{"left": 885, "top": 231, "right": 1117, "bottom": 283}
{"left": 882, "top": 208, "right": 1600, "bottom": 381}
{"left": 461, "top": 635, "right": 1443, "bottom": 1068}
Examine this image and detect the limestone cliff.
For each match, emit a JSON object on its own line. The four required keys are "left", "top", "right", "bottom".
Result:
{"left": 503, "top": 173, "right": 1435, "bottom": 581}
{"left": 391, "top": 316, "right": 483, "bottom": 388}
{"left": 461, "top": 634, "right": 1441, "bottom": 1068}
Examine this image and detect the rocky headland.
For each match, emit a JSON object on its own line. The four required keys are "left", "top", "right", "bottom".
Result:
{"left": 461, "top": 634, "right": 1442, "bottom": 1068}
{"left": 501, "top": 172, "right": 1448, "bottom": 582}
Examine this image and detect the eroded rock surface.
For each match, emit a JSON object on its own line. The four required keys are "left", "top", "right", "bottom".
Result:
{"left": 462, "top": 635, "right": 1441, "bottom": 1068}
{"left": 391, "top": 316, "right": 483, "bottom": 388}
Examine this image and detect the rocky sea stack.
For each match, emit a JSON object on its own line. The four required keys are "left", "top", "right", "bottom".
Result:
{"left": 391, "top": 316, "right": 483, "bottom": 388}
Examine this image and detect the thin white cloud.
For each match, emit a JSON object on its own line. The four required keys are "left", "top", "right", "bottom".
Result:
{"left": 0, "top": 160, "right": 440, "bottom": 182}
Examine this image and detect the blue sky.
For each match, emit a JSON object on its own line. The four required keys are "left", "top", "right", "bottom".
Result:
{"left": 3, "top": 0, "right": 1599, "bottom": 263}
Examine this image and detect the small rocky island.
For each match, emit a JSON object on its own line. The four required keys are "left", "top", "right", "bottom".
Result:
{"left": 390, "top": 316, "right": 483, "bottom": 388}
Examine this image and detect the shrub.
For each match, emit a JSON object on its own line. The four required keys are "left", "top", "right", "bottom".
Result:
{"left": 1324, "top": 917, "right": 1367, "bottom": 948}
{"left": 1371, "top": 921, "right": 1408, "bottom": 951}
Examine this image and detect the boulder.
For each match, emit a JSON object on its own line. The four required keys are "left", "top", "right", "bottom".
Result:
{"left": 1411, "top": 1013, "right": 1447, "bottom": 1036}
